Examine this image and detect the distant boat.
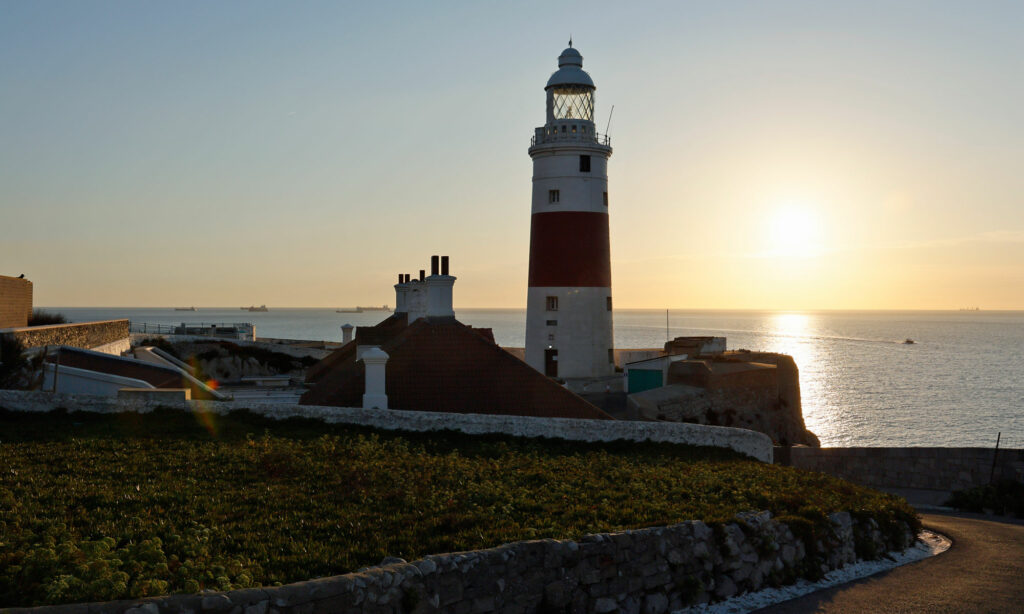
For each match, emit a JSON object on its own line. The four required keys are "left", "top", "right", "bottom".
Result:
{"left": 242, "top": 305, "right": 269, "bottom": 312}
{"left": 336, "top": 308, "right": 363, "bottom": 313}
{"left": 356, "top": 305, "right": 391, "bottom": 312}
{"left": 174, "top": 306, "right": 197, "bottom": 311}
{"left": 903, "top": 338, "right": 916, "bottom": 345}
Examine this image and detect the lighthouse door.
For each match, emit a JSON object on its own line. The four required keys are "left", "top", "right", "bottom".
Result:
{"left": 544, "top": 349, "right": 558, "bottom": 377}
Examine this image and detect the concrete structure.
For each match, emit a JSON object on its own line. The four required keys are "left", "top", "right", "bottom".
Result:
{"left": 42, "top": 363, "right": 154, "bottom": 396}
{"left": 525, "top": 43, "right": 614, "bottom": 380}
{"left": 665, "top": 336, "right": 726, "bottom": 357}
{"left": 361, "top": 346, "right": 389, "bottom": 409}
{"left": 340, "top": 323, "right": 353, "bottom": 344}
{"left": 623, "top": 353, "right": 691, "bottom": 393}
{"left": 0, "top": 274, "right": 32, "bottom": 328}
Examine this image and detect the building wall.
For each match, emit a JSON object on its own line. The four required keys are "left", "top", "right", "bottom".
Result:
{"left": 0, "top": 275, "right": 32, "bottom": 329}
{"left": 525, "top": 286, "right": 614, "bottom": 378}
{"left": 526, "top": 139, "right": 614, "bottom": 379}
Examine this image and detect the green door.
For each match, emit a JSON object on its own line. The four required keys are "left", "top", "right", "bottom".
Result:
{"left": 628, "top": 368, "right": 663, "bottom": 393}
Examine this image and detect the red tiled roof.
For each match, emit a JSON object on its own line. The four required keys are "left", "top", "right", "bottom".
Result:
{"left": 301, "top": 317, "right": 611, "bottom": 420}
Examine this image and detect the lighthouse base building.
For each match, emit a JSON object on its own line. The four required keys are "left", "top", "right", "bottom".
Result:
{"left": 525, "top": 43, "right": 615, "bottom": 380}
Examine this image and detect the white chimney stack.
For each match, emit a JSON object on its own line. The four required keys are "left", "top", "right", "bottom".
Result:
{"left": 361, "top": 347, "right": 389, "bottom": 409}
{"left": 394, "top": 273, "right": 411, "bottom": 314}
{"left": 341, "top": 323, "right": 354, "bottom": 344}
{"left": 426, "top": 255, "right": 456, "bottom": 318}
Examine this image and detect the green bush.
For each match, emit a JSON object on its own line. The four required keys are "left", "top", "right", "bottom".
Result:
{"left": 0, "top": 409, "right": 918, "bottom": 606}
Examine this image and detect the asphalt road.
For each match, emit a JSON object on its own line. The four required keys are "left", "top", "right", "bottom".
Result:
{"left": 752, "top": 511, "right": 1024, "bottom": 614}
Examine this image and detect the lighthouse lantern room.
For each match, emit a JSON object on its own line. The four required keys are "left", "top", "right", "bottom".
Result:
{"left": 525, "top": 43, "right": 614, "bottom": 380}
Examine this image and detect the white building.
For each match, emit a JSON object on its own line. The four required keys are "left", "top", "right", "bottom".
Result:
{"left": 525, "top": 43, "right": 614, "bottom": 379}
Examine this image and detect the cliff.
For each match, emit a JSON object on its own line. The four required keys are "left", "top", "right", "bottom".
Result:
{"left": 628, "top": 351, "right": 820, "bottom": 447}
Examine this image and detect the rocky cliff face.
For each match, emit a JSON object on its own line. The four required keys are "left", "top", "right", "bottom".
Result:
{"left": 628, "top": 351, "right": 820, "bottom": 447}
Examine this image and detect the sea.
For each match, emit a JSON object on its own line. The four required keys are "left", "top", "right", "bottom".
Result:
{"left": 51, "top": 307, "right": 1024, "bottom": 449}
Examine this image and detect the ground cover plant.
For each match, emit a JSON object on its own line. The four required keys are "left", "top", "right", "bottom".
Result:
{"left": 946, "top": 479, "right": 1024, "bottom": 518}
{"left": 0, "top": 409, "right": 919, "bottom": 606}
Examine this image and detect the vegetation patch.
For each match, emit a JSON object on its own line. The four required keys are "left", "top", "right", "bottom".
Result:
{"left": 27, "top": 309, "right": 68, "bottom": 326}
{"left": 0, "top": 409, "right": 918, "bottom": 606}
{"left": 946, "top": 479, "right": 1024, "bottom": 518}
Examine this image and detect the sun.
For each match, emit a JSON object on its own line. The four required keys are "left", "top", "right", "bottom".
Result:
{"left": 766, "top": 203, "right": 823, "bottom": 258}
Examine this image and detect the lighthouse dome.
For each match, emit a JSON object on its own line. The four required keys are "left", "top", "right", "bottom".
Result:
{"left": 545, "top": 46, "right": 595, "bottom": 89}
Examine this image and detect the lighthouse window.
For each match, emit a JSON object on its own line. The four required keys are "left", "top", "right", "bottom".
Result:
{"left": 548, "top": 189, "right": 560, "bottom": 203}
{"left": 603, "top": 191, "right": 608, "bottom": 206}
{"left": 608, "top": 349, "right": 615, "bottom": 364}
{"left": 579, "top": 155, "right": 591, "bottom": 172}
{"left": 606, "top": 296, "right": 612, "bottom": 311}
{"left": 546, "top": 296, "right": 558, "bottom": 311}
{"left": 546, "top": 320, "right": 557, "bottom": 326}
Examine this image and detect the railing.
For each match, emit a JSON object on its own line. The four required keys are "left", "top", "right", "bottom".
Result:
{"left": 131, "top": 322, "right": 253, "bottom": 337}
{"left": 530, "top": 131, "right": 611, "bottom": 148}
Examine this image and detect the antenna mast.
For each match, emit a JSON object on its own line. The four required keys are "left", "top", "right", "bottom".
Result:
{"left": 604, "top": 105, "right": 615, "bottom": 136}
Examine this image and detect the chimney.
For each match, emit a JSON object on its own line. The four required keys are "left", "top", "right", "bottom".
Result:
{"left": 441, "top": 256, "right": 449, "bottom": 275}
{"left": 341, "top": 323, "right": 354, "bottom": 344}
{"left": 419, "top": 270, "right": 425, "bottom": 282}
{"left": 426, "top": 255, "right": 456, "bottom": 318}
{"left": 394, "top": 274, "right": 410, "bottom": 314}
{"left": 431, "top": 255, "right": 439, "bottom": 276}
{"left": 361, "top": 347, "right": 389, "bottom": 409}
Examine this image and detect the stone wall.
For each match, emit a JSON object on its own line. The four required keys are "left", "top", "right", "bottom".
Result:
{"left": 1, "top": 319, "right": 130, "bottom": 352}
{"left": 2, "top": 511, "right": 914, "bottom": 614}
{"left": 0, "top": 390, "right": 774, "bottom": 462}
{"left": 783, "top": 446, "right": 1024, "bottom": 493}
{"left": 0, "top": 275, "right": 32, "bottom": 329}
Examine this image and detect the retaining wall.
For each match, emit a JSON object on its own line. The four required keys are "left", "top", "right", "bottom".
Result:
{"left": 0, "top": 390, "right": 773, "bottom": 462}
{"left": 1, "top": 319, "right": 130, "bottom": 352}
{"left": 0, "top": 511, "right": 914, "bottom": 614}
{"left": 781, "top": 446, "right": 1024, "bottom": 493}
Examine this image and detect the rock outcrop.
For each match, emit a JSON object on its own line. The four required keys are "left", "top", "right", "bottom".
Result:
{"left": 628, "top": 351, "right": 819, "bottom": 447}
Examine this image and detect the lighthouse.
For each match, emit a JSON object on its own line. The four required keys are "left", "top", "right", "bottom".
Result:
{"left": 525, "top": 43, "right": 614, "bottom": 379}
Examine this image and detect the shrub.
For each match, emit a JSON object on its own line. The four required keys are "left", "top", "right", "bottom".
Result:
{"left": 27, "top": 309, "right": 67, "bottom": 326}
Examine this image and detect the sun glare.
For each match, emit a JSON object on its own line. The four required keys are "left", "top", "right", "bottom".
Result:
{"left": 766, "top": 204, "right": 823, "bottom": 258}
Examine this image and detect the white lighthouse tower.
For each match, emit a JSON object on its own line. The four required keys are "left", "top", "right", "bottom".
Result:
{"left": 525, "top": 42, "right": 614, "bottom": 379}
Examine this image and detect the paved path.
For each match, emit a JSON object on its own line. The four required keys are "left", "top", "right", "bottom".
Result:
{"left": 753, "top": 512, "right": 1024, "bottom": 614}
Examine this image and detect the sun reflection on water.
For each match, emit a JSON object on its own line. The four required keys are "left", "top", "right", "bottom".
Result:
{"left": 765, "top": 312, "right": 837, "bottom": 445}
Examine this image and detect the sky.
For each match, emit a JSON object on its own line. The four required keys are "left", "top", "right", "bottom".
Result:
{"left": 2, "top": 1, "right": 1022, "bottom": 309}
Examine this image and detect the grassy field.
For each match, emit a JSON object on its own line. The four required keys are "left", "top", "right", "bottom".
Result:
{"left": 0, "top": 409, "right": 918, "bottom": 606}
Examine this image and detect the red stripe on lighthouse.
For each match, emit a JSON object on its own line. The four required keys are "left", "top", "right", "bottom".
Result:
{"left": 528, "top": 211, "right": 611, "bottom": 287}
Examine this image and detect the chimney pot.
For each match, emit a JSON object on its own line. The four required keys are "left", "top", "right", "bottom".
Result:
{"left": 397, "top": 273, "right": 402, "bottom": 284}
{"left": 419, "top": 269, "right": 425, "bottom": 282}
{"left": 431, "top": 255, "right": 439, "bottom": 276}
{"left": 441, "top": 256, "right": 449, "bottom": 276}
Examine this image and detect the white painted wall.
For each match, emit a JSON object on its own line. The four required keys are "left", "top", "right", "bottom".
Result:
{"left": 90, "top": 338, "right": 131, "bottom": 356}
{"left": 0, "top": 390, "right": 774, "bottom": 462}
{"left": 530, "top": 145, "right": 610, "bottom": 215}
{"left": 526, "top": 286, "right": 614, "bottom": 378}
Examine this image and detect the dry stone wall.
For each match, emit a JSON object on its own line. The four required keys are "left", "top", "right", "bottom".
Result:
{"left": 785, "top": 446, "right": 1024, "bottom": 493}
{"left": 2, "top": 511, "right": 914, "bottom": 614}
{"left": 1, "top": 319, "right": 129, "bottom": 351}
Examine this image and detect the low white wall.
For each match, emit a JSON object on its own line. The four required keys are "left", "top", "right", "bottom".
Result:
{"left": 0, "top": 390, "right": 774, "bottom": 462}
{"left": 90, "top": 338, "right": 131, "bottom": 356}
